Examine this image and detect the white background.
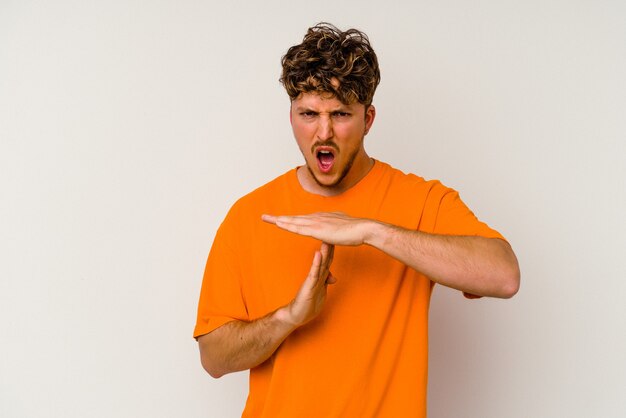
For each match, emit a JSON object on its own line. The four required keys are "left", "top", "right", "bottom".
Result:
{"left": 1, "top": 1, "right": 625, "bottom": 417}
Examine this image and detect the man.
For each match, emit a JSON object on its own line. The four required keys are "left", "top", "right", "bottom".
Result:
{"left": 194, "top": 23, "right": 519, "bottom": 417}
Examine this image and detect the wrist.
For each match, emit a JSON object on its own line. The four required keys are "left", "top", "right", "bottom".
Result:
{"left": 273, "top": 303, "right": 300, "bottom": 332}
{"left": 363, "top": 220, "right": 389, "bottom": 248}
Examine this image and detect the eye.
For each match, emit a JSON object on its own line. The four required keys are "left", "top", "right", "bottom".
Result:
{"left": 300, "top": 111, "right": 317, "bottom": 118}
{"left": 332, "top": 111, "right": 351, "bottom": 119}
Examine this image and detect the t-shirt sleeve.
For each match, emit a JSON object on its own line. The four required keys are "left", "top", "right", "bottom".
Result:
{"left": 193, "top": 210, "right": 249, "bottom": 339}
{"left": 432, "top": 187, "right": 505, "bottom": 240}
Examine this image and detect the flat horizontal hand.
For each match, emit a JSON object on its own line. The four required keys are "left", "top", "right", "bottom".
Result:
{"left": 262, "top": 212, "right": 372, "bottom": 246}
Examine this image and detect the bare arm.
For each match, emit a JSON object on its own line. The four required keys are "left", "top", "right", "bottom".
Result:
{"left": 198, "top": 243, "right": 335, "bottom": 378}
{"left": 367, "top": 222, "right": 519, "bottom": 298}
{"left": 262, "top": 213, "right": 520, "bottom": 299}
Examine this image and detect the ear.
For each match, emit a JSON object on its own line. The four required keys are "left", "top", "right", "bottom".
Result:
{"left": 364, "top": 105, "right": 376, "bottom": 135}
{"left": 289, "top": 102, "right": 293, "bottom": 125}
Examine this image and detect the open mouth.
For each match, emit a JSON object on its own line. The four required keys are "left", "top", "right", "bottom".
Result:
{"left": 316, "top": 149, "right": 335, "bottom": 173}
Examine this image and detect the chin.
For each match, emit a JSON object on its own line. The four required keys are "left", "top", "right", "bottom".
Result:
{"left": 316, "top": 173, "right": 347, "bottom": 189}
{"left": 305, "top": 165, "right": 337, "bottom": 187}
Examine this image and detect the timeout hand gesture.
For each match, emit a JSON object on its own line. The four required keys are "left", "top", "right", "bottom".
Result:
{"left": 263, "top": 212, "right": 488, "bottom": 300}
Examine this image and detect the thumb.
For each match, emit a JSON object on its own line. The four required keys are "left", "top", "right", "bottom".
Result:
{"left": 325, "top": 272, "right": 337, "bottom": 285}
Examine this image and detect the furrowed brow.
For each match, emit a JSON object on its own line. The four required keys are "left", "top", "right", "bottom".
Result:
{"left": 294, "top": 106, "right": 317, "bottom": 113}
{"left": 294, "top": 106, "right": 351, "bottom": 114}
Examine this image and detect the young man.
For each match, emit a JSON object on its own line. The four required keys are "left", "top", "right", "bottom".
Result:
{"left": 194, "top": 23, "right": 519, "bottom": 418}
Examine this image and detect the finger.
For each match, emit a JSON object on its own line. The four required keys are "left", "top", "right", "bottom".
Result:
{"left": 276, "top": 215, "right": 315, "bottom": 225}
{"left": 265, "top": 216, "right": 316, "bottom": 237}
{"left": 318, "top": 243, "right": 330, "bottom": 279}
{"left": 262, "top": 214, "right": 314, "bottom": 225}
{"left": 261, "top": 214, "right": 278, "bottom": 224}
{"left": 264, "top": 212, "right": 336, "bottom": 224}
{"left": 319, "top": 243, "right": 334, "bottom": 277}
{"left": 326, "top": 244, "right": 335, "bottom": 265}
{"left": 320, "top": 242, "right": 330, "bottom": 259}
{"left": 306, "top": 250, "right": 323, "bottom": 287}
{"left": 320, "top": 242, "right": 334, "bottom": 254}
{"left": 322, "top": 246, "right": 334, "bottom": 278}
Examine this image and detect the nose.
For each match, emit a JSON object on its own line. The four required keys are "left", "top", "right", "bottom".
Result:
{"left": 316, "top": 115, "right": 333, "bottom": 141}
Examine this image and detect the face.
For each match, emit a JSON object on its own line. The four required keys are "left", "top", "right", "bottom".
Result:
{"left": 290, "top": 92, "right": 376, "bottom": 196}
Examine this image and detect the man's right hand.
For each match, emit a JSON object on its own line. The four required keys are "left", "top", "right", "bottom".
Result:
{"left": 279, "top": 242, "right": 336, "bottom": 327}
{"left": 198, "top": 242, "right": 336, "bottom": 378}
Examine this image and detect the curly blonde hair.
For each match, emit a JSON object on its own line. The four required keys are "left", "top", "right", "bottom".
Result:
{"left": 280, "top": 23, "right": 381, "bottom": 106}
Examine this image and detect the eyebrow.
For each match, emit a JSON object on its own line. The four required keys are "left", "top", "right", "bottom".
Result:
{"left": 293, "top": 106, "right": 351, "bottom": 113}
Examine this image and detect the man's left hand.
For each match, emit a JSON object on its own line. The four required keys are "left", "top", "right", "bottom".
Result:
{"left": 262, "top": 212, "right": 372, "bottom": 246}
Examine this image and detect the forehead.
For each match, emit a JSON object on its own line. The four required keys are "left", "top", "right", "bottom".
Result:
{"left": 291, "top": 92, "right": 364, "bottom": 112}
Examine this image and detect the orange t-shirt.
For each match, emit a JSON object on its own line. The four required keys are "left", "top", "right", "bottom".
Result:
{"left": 194, "top": 161, "right": 504, "bottom": 418}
